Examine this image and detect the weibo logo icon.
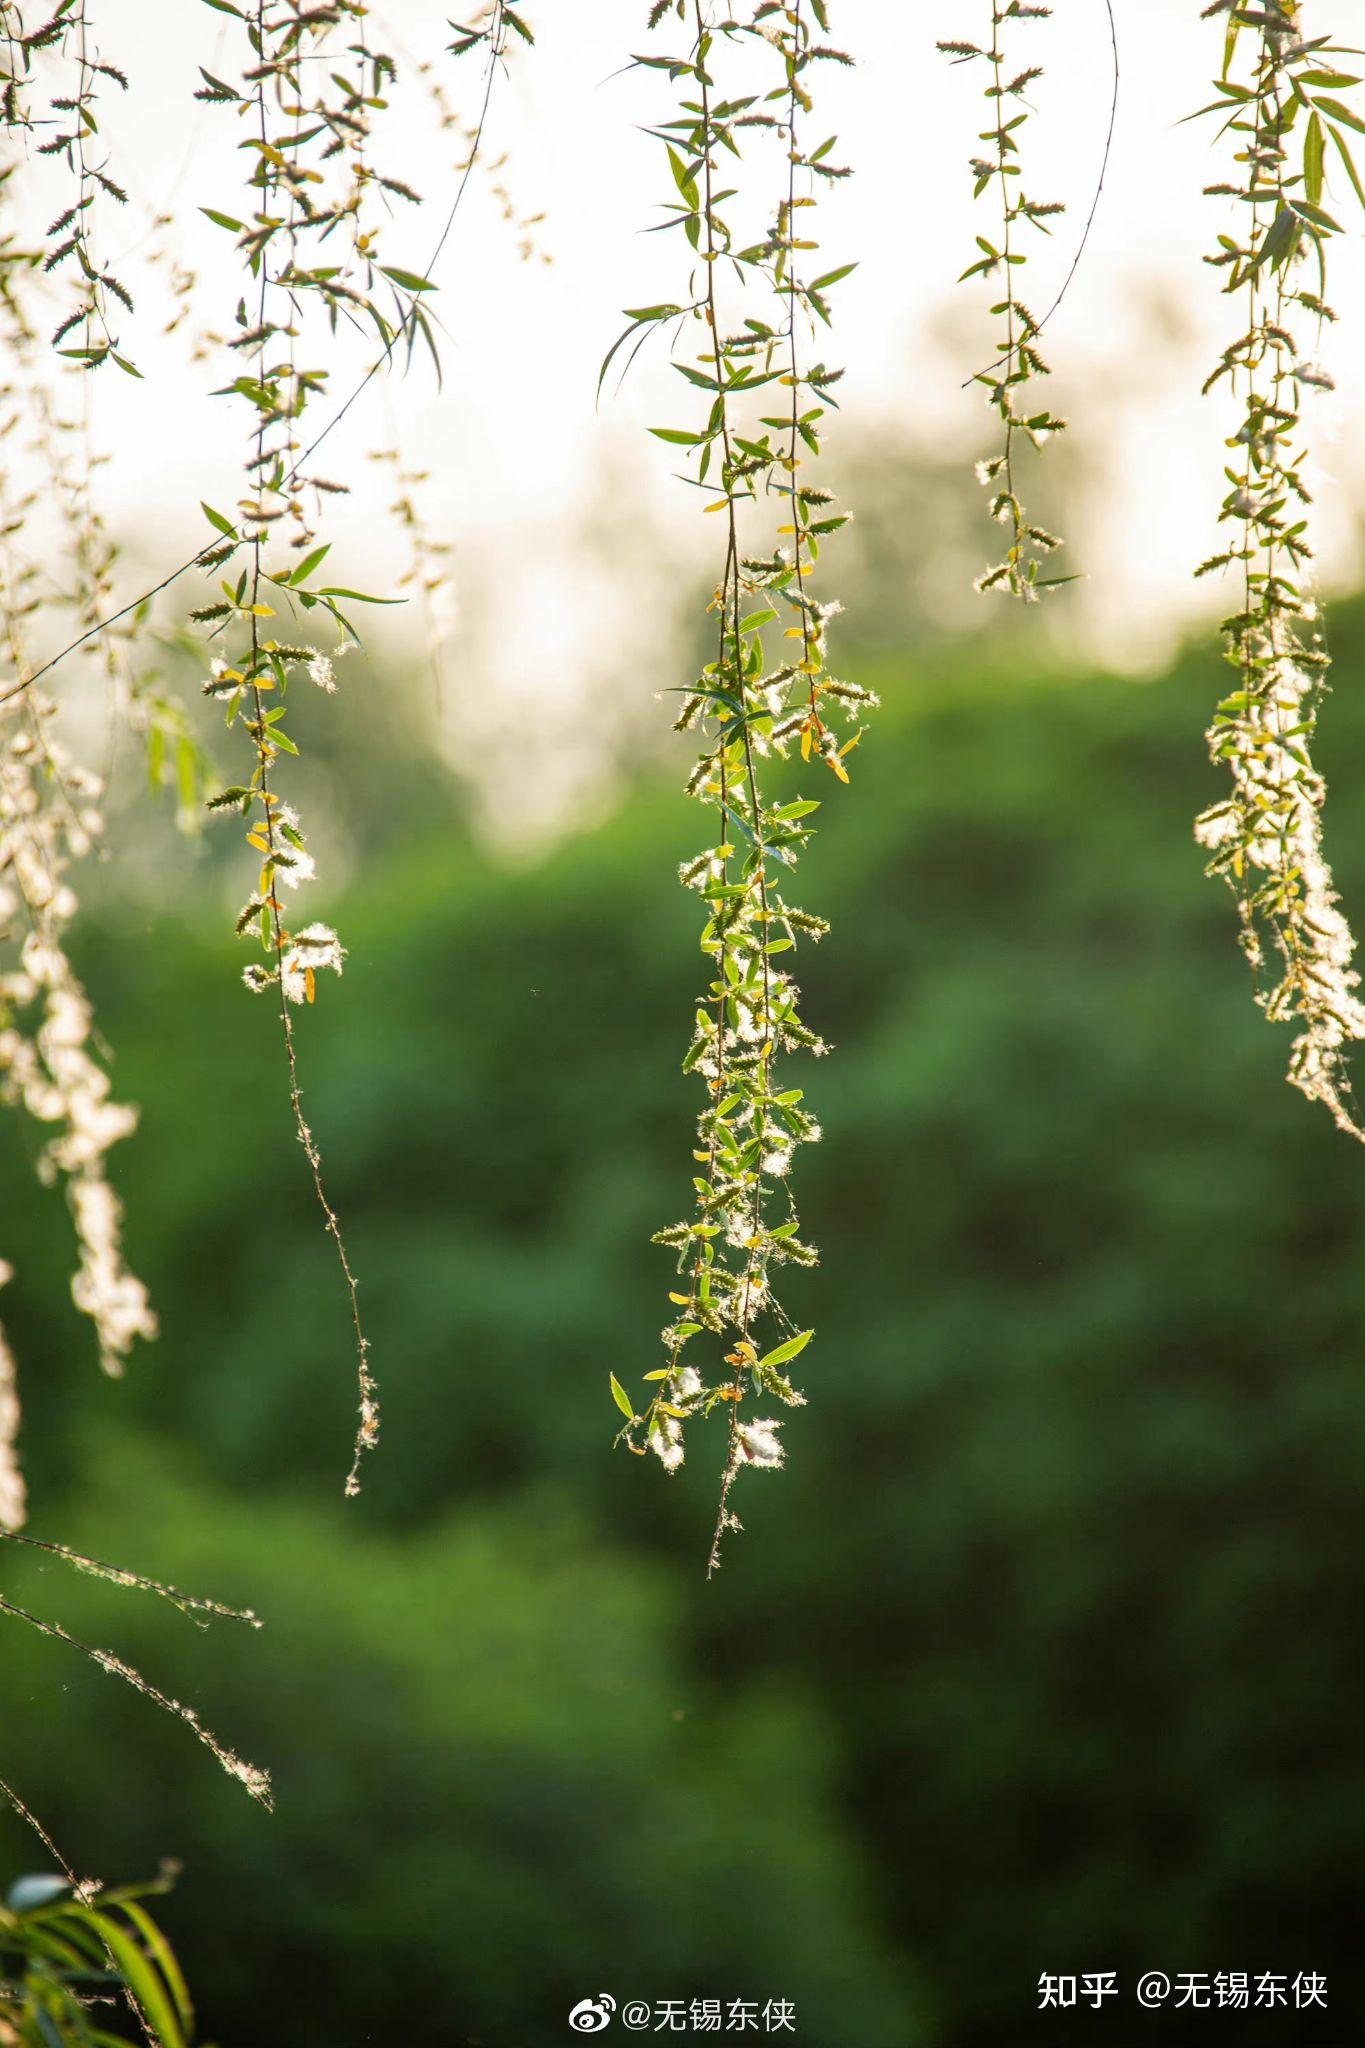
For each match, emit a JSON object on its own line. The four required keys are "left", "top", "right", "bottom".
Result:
{"left": 567, "top": 1994, "right": 617, "bottom": 2033}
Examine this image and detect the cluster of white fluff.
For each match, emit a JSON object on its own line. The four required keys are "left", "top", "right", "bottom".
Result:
{"left": 0, "top": 1260, "right": 23, "bottom": 1531}
{"left": 0, "top": 708, "right": 157, "bottom": 1380}
{"left": 1196, "top": 639, "right": 1365, "bottom": 1138}
{"left": 280, "top": 921, "right": 346, "bottom": 1006}
{"left": 735, "top": 1418, "right": 785, "bottom": 1470}
{"left": 645, "top": 1363, "right": 703, "bottom": 1473}
{"left": 237, "top": 790, "right": 345, "bottom": 1007}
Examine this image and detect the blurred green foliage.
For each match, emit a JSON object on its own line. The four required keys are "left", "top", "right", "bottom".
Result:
{"left": 0, "top": 1870, "right": 195, "bottom": 2047}
{"left": 1, "top": 602, "right": 1362, "bottom": 2045}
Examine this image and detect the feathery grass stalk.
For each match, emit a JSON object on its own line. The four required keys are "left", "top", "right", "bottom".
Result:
{"left": 1193, "top": 0, "right": 1365, "bottom": 1134}
{"left": 0, "top": 1775, "right": 90, "bottom": 1898}
{"left": 0, "top": 1527, "right": 269, "bottom": 1806}
{"left": 939, "top": 1, "right": 1068, "bottom": 598}
{"left": 0, "top": 1526, "right": 260, "bottom": 1622}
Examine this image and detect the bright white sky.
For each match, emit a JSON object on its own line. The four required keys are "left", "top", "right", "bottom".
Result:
{"left": 16, "top": 0, "right": 1365, "bottom": 838}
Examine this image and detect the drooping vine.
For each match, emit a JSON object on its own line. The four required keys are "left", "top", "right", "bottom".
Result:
{"left": 939, "top": 1, "right": 1068, "bottom": 599}
{"left": 192, "top": 0, "right": 441, "bottom": 1493}
{"left": 1193, "top": 0, "right": 1365, "bottom": 1135}
{"left": 609, "top": 0, "right": 869, "bottom": 1571}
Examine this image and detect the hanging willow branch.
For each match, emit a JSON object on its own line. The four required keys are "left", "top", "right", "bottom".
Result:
{"left": 939, "top": 0, "right": 1069, "bottom": 598}
{"left": 191, "top": 0, "right": 444, "bottom": 1492}
{"left": 40, "top": 3, "right": 137, "bottom": 374}
{"left": 1193, "top": 0, "right": 1365, "bottom": 1135}
{"left": 608, "top": 0, "right": 869, "bottom": 1572}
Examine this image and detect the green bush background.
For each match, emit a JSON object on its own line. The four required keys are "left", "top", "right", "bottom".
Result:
{"left": 1, "top": 599, "right": 1362, "bottom": 2045}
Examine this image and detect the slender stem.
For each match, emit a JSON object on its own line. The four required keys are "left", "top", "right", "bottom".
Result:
{"left": 700, "top": 0, "right": 776, "bottom": 1578}
{"left": 989, "top": 2, "right": 1018, "bottom": 533}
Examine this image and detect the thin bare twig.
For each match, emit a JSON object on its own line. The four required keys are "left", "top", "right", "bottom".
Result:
{"left": 960, "top": 0, "right": 1119, "bottom": 389}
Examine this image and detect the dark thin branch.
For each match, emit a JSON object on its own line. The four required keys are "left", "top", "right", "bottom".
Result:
{"left": 961, "top": 0, "right": 1119, "bottom": 389}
